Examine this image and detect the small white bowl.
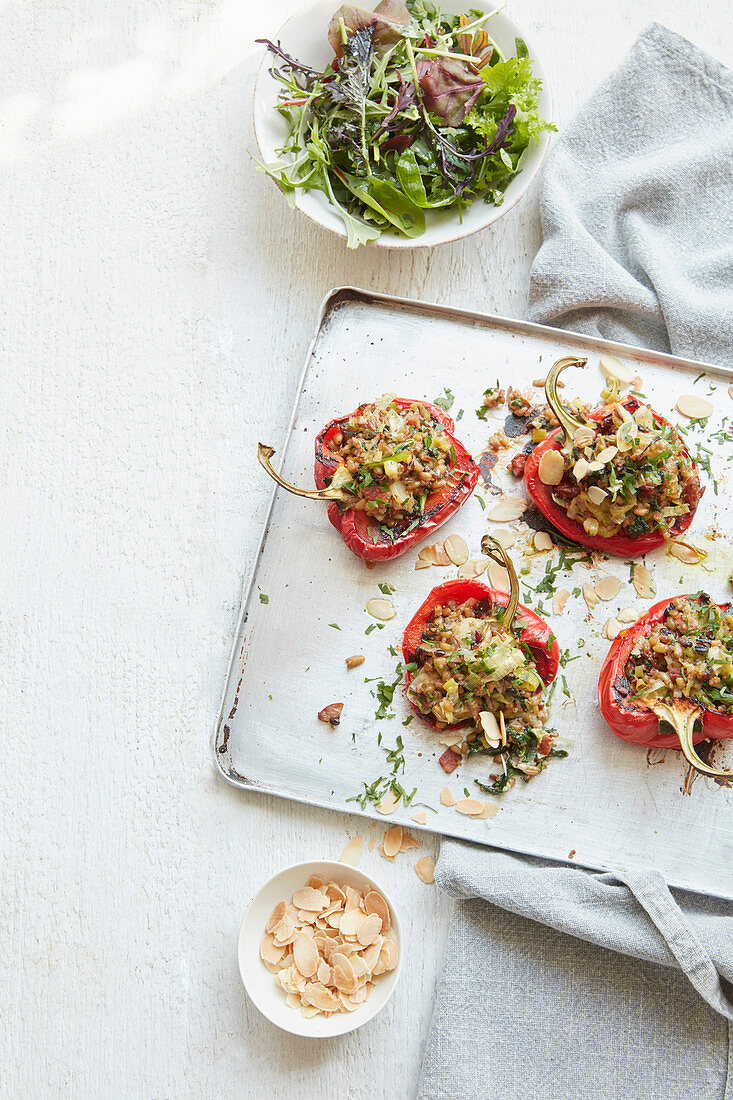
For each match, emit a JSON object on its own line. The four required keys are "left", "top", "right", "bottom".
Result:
{"left": 253, "top": 0, "right": 553, "bottom": 248}
{"left": 238, "top": 860, "right": 403, "bottom": 1036}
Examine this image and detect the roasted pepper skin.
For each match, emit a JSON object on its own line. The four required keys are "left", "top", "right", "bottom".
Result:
{"left": 523, "top": 397, "right": 703, "bottom": 557}
{"left": 598, "top": 594, "right": 733, "bottom": 748}
{"left": 401, "top": 579, "right": 559, "bottom": 731}
{"left": 314, "top": 399, "right": 479, "bottom": 562}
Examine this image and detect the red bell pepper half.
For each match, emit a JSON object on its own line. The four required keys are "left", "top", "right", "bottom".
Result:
{"left": 523, "top": 357, "right": 703, "bottom": 557}
{"left": 402, "top": 578, "right": 559, "bottom": 731}
{"left": 258, "top": 398, "right": 478, "bottom": 563}
{"left": 598, "top": 593, "right": 733, "bottom": 778}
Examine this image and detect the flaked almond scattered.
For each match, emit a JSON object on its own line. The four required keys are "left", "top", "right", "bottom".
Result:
{"left": 382, "top": 825, "right": 403, "bottom": 859}
{"left": 604, "top": 617, "right": 623, "bottom": 640}
{"left": 479, "top": 710, "right": 502, "bottom": 748}
{"left": 729, "top": 384, "right": 733, "bottom": 401}
{"left": 538, "top": 449, "right": 564, "bottom": 486}
{"left": 414, "top": 558, "right": 431, "bottom": 570}
{"left": 617, "top": 607, "right": 638, "bottom": 624}
{"left": 366, "top": 597, "right": 395, "bottom": 621}
{"left": 444, "top": 532, "right": 469, "bottom": 566}
{"left": 488, "top": 498, "right": 526, "bottom": 522}
{"left": 439, "top": 731, "right": 463, "bottom": 748}
{"left": 595, "top": 575, "right": 622, "bottom": 601}
{"left": 573, "top": 426, "right": 596, "bottom": 447}
{"left": 600, "top": 353, "right": 633, "bottom": 383}
{"left": 376, "top": 789, "right": 400, "bottom": 815}
{"left": 573, "top": 457, "right": 590, "bottom": 480}
{"left": 582, "top": 582, "right": 599, "bottom": 610}
{"left": 553, "top": 588, "right": 570, "bottom": 615}
{"left": 478, "top": 801, "right": 499, "bottom": 820}
{"left": 340, "top": 836, "right": 363, "bottom": 866}
{"left": 675, "top": 393, "right": 713, "bottom": 420}
{"left": 415, "top": 856, "right": 436, "bottom": 884}
{"left": 345, "top": 654, "right": 365, "bottom": 669}
{"left": 487, "top": 560, "right": 510, "bottom": 592}
{"left": 455, "top": 797, "right": 485, "bottom": 816}
{"left": 440, "top": 786, "right": 456, "bottom": 807}
{"left": 400, "top": 832, "right": 420, "bottom": 852}
{"left": 632, "top": 564, "right": 656, "bottom": 599}
{"left": 411, "top": 809, "right": 427, "bottom": 826}
{"left": 318, "top": 702, "right": 343, "bottom": 727}
{"left": 596, "top": 445, "right": 618, "bottom": 464}
{"left": 490, "top": 528, "right": 517, "bottom": 550}
{"left": 533, "top": 530, "right": 553, "bottom": 552}
{"left": 586, "top": 485, "right": 608, "bottom": 506}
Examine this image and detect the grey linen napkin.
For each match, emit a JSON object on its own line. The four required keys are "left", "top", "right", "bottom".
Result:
{"left": 418, "top": 25, "right": 733, "bottom": 1100}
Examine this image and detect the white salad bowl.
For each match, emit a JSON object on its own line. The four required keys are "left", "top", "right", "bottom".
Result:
{"left": 238, "top": 859, "right": 403, "bottom": 1036}
{"left": 253, "top": 0, "right": 553, "bottom": 248}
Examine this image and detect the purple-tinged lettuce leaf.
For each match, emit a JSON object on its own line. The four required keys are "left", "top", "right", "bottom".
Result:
{"left": 416, "top": 57, "right": 485, "bottom": 128}
{"left": 327, "top": 0, "right": 411, "bottom": 58}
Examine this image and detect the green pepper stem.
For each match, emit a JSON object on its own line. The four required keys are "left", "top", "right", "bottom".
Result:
{"left": 481, "top": 535, "right": 519, "bottom": 631}
{"left": 257, "top": 443, "right": 348, "bottom": 502}
{"left": 544, "top": 356, "right": 588, "bottom": 443}
{"left": 649, "top": 700, "right": 733, "bottom": 778}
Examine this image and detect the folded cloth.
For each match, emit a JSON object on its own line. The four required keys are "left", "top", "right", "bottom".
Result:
{"left": 418, "top": 24, "right": 733, "bottom": 1100}
{"left": 528, "top": 23, "right": 733, "bottom": 366}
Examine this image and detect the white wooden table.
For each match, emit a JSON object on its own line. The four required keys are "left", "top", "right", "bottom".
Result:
{"left": 2, "top": 1, "right": 730, "bottom": 1096}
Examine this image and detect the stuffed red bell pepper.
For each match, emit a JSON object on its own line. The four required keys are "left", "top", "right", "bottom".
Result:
{"left": 598, "top": 591, "right": 733, "bottom": 778}
{"left": 523, "top": 356, "right": 703, "bottom": 556}
{"left": 402, "top": 537, "right": 563, "bottom": 794}
{"left": 258, "top": 395, "right": 479, "bottom": 562}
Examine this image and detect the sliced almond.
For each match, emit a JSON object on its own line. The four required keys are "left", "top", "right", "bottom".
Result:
{"left": 586, "top": 485, "right": 608, "bottom": 506}
{"left": 414, "top": 558, "right": 432, "bottom": 570}
{"left": 303, "top": 982, "right": 340, "bottom": 1012}
{"left": 260, "top": 933, "right": 286, "bottom": 967}
{"left": 339, "top": 909, "right": 363, "bottom": 940}
{"left": 600, "top": 353, "right": 633, "bottom": 383}
{"left": 479, "top": 710, "right": 501, "bottom": 748}
{"left": 604, "top": 617, "right": 622, "bottom": 640}
{"left": 596, "top": 445, "right": 618, "bottom": 464}
{"left": 478, "top": 801, "right": 499, "bottom": 820}
{"left": 306, "top": 876, "right": 324, "bottom": 889}
{"left": 488, "top": 497, "right": 526, "bottom": 522}
{"left": 490, "top": 528, "right": 517, "bottom": 550}
{"left": 271, "top": 913, "right": 296, "bottom": 945}
{"left": 728, "top": 385, "right": 733, "bottom": 400}
{"left": 415, "top": 856, "right": 436, "bottom": 884}
{"left": 595, "top": 575, "right": 622, "bottom": 601}
{"left": 439, "top": 732, "right": 463, "bottom": 748}
{"left": 444, "top": 532, "right": 469, "bottom": 566}
{"left": 300, "top": 1003, "right": 321, "bottom": 1018}
{"left": 553, "top": 588, "right": 570, "bottom": 615}
{"left": 292, "top": 887, "right": 329, "bottom": 912}
{"left": 376, "top": 789, "right": 400, "bottom": 815}
{"left": 573, "top": 457, "right": 590, "bottom": 481}
{"left": 632, "top": 564, "right": 656, "bottom": 599}
{"left": 538, "top": 449, "right": 564, "bottom": 486}
{"left": 487, "top": 560, "right": 510, "bottom": 592}
{"left": 400, "top": 832, "right": 420, "bottom": 852}
{"left": 456, "top": 797, "right": 485, "bottom": 816}
{"left": 440, "top": 786, "right": 456, "bottom": 807}
{"left": 582, "top": 582, "right": 599, "bottom": 610}
{"left": 533, "top": 530, "right": 553, "bottom": 552}
{"left": 357, "top": 912, "right": 382, "bottom": 946}
{"left": 411, "top": 809, "right": 428, "bottom": 826}
{"left": 617, "top": 607, "right": 638, "bottom": 624}
{"left": 365, "top": 597, "right": 395, "bottom": 621}
{"left": 331, "top": 952, "right": 357, "bottom": 993}
{"left": 676, "top": 394, "right": 713, "bottom": 420}
{"left": 669, "top": 541, "right": 705, "bottom": 564}
{"left": 293, "top": 932, "right": 319, "bottom": 978}
{"left": 285, "top": 992, "right": 300, "bottom": 1010}
{"left": 382, "top": 824, "right": 403, "bottom": 859}
{"left": 458, "top": 559, "right": 480, "bottom": 578}
{"left": 340, "top": 835, "right": 363, "bottom": 866}
{"left": 266, "top": 901, "right": 287, "bottom": 934}
{"left": 364, "top": 891, "right": 391, "bottom": 930}
{"left": 573, "top": 425, "right": 596, "bottom": 447}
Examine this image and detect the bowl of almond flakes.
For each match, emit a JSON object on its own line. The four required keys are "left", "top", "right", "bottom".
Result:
{"left": 238, "top": 860, "right": 403, "bottom": 1036}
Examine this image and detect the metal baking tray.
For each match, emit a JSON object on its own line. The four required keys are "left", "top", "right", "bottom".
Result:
{"left": 214, "top": 286, "right": 733, "bottom": 899}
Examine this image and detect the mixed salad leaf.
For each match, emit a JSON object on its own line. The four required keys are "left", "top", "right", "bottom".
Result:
{"left": 256, "top": 0, "right": 554, "bottom": 246}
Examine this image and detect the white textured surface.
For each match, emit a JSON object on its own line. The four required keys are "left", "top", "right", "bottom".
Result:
{"left": 1, "top": 1, "right": 730, "bottom": 1097}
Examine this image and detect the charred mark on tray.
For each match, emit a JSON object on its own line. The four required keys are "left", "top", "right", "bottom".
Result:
{"left": 503, "top": 408, "right": 542, "bottom": 438}
{"left": 522, "top": 505, "right": 557, "bottom": 536}
{"left": 219, "top": 725, "right": 231, "bottom": 754}
{"left": 476, "top": 450, "right": 499, "bottom": 493}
